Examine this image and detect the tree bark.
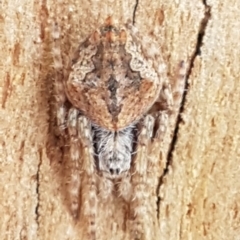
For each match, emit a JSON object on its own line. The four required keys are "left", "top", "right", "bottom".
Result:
{"left": 1, "top": 0, "right": 240, "bottom": 239}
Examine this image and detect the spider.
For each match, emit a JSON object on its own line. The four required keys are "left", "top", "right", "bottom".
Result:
{"left": 52, "top": 16, "right": 186, "bottom": 240}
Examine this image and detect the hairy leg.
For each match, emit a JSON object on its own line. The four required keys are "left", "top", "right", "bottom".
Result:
{"left": 129, "top": 115, "right": 155, "bottom": 240}
{"left": 150, "top": 61, "right": 186, "bottom": 164}
{"left": 78, "top": 116, "right": 98, "bottom": 240}
{"left": 129, "top": 61, "right": 186, "bottom": 239}
{"left": 66, "top": 108, "right": 82, "bottom": 218}
{"left": 52, "top": 23, "right": 82, "bottom": 218}
{"left": 52, "top": 23, "right": 67, "bottom": 136}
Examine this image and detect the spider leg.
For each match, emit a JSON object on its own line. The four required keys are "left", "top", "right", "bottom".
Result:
{"left": 52, "top": 23, "right": 82, "bottom": 218}
{"left": 78, "top": 116, "right": 98, "bottom": 240}
{"left": 129, "top": 115, "right": 155, "bottom": 240}
{"left": 150, "top": 61, "right": 186, "bottom": 160}
{"left": 171, "top": 61, "right": 186, "bottom": 119}
{"left": 52, "top": 22, "right": 97, "bottom": 238}
{"left": 129, "top": 61, "right": 186, "bottom": 239}
{"left": 52, "top": 22, "right": 67, "bottom": 135}
{"left": 67, "top": 108, "right": 81, "bottom": 218}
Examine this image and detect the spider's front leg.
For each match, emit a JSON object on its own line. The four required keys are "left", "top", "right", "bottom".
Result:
{"left": 66, "top": 108, "right": 82, "bottom": 217}
{"left": 78, "top": 116, "right": 98, "bottom": 240}
{"left": 150, "top": 61, "right": 186, "bottom": 158}
{"left": 52, "top": 23, "right": 82, "bottom": 218}
{"left": 52, "top": 23, "right": 67, "bottom": 136}
{"left": 52, "top": 23, "right": 97, "bottom": 238}
{"left": 66, "top": 112, "right": 98, "bottom": 239}
{"left": 129, "top": 61, "right": 186, "bottom": 239}
{"left": 129, "top": 115, "right": 156, "bottom": 240}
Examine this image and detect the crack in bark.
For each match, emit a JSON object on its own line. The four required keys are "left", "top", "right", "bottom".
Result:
{"left": 35, "top": 149, "right": 42, "bottom": 227}
{"left": 156, "top": 1, "right": 212, "bottom": 219}
{"left": 132, "top": 0, "right": 139, "bottom": 25}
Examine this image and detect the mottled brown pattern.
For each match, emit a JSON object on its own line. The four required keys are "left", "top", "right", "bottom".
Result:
{"left": 52, "top": 16, "right": 186, "bottom": 239}
{"left": 65, "top": 17, "right": 161, "bottom": 130}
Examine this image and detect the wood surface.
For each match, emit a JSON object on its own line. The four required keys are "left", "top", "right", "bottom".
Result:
{"left": 0, "top": 0, "right": 240, "bottom": 239}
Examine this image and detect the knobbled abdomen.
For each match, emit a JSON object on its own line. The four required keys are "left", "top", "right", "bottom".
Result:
{"left": 65, "top": 17, "right": 161, "bottom": 131}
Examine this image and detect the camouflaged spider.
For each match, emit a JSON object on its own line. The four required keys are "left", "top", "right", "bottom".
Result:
{"left": 52, "top": 16, "right": 186, "bottom": 239}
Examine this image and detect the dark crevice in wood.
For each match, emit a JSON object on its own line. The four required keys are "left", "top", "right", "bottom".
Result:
{"left": 132, "top": 0, "right": 139, "bottom": 25}
{"left": 156, "top": 1, "right": 212, "bottom": 219}
{"left": 35, "top": 149, "right": 42, "bottom": 228}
